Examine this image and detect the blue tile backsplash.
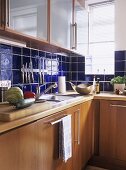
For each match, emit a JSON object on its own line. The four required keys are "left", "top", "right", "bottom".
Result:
{"left": 0, "top": 43, "right": 125, "bottom": 93}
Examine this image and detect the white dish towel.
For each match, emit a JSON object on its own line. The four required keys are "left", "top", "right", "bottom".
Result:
{"left": 59, "top": 114, "right": 72, "bottom": 162}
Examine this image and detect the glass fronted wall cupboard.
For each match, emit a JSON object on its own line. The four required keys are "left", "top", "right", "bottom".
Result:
{"left": 0, "top": 0, "right": 86, "bottom": 52}
{"left": 7, "top": 0, "right": 48, "bottom": 41}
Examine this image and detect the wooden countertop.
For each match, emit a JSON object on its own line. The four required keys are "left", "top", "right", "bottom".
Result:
{"left": 0, "top": 91, "right": 126, "bottom": 134}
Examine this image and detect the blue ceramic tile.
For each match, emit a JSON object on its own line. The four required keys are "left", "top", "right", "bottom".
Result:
{"left": 13, "top": 70, "right": 22, "bottom": 84}
{"left": 105, "top": 75, "right": 114, "bottom": 81}
{"left": 104, "top": 82, "right": 113, "bottom": 91}
{"left": 57, "top": 55, "right": 62, "bottom": 62}
{"left": 78, "top": 63, "right": 85, "bottom": 71}
{"left": 71, "top": 57, "right": 78, "bottom": 62}
{"left": 52, "top": 54, "right": 57, "bottom": 59}
{"left": 66, "top": 72, "right": 70, "bottom": 81}
{"left": 115, "top": 72, "right": 124, "bottom": 77}
{"left": 62, "top": 55, "right": 66, "bottom": 62}
{"left": 22, "top": 47, "right": 30, "bottom": 56}
{"left": 66, "top": 56, "right": 70, "bottom": 62}
{"left": 62, "top": 62, "right": 67, "bottom": 72}
{"left": 31, "top": 84, "right": 38, "bottom": 94}
{"left": 46, "top": 52, "right": 52, "bottom": 59}
{"left": 71, "top": 63, "right": 77, "bottom": 71}
{"left": 85, "top": 75, "right": 93, "bottom": 81}
{"left": 13, "top": 54, "right": 21, "bottom": 69}
{"left": 66, "top": 63, "right": 70, "bottom": 72}
{"left": 0, "top": 44, "right": 12, "bottom": 54}
{"left": 78, "top": 72, "right": 85, "bottom": 81}
{"left": 0, "top": 53, "right": 12, "bottom": 69}
{"left": 58, "top": 71, "right": 66, "bottom": 76}
{"left": 115, "top": 51, "right": 126, "bottom": 61}
{"left": 33, "top": 72, "right": 39, "bottom": 83}
{"left": 72, "top": 72, "right": 78, "bottom": 81}
{"left": 23, "top": 56, "right": 30, "bottom": 65}
{"left": 23, "top": 85, "right": 32, "bottom": 92}
{"left": 31, "top": 49, "right": 38, "bottom": 57}
{"left": 78, "top": 56, "right": 85, "bottom": 62}
{"left": 115, "top": 61, "right": 125, "bottom": 71}
{"left": 1, "top": 70, "right": 12, "bottom": 80}
{"left": 12, "top": 46, "right": 21, "bottom": 55}
{"left": 45, "top": 75, "right": 52, "bottom": 82}
{"left": 39, "top": 51, "right": 46, "bottom": 57}
{"left": 52, "top": 75, "right": 58, "bottom": 82}
{"left": 58, "top": 62, "right": 62, "bottom": 72}
{"left": 32, "top": 57, "right": 38, "bottom": 69}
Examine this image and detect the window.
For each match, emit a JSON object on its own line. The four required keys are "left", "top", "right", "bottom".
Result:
{"left": 84, "top": 1, "right": 115, "bottom": 75}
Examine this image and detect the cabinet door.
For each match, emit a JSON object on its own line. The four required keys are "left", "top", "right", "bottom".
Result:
{"left": 80, "top": 100, "right": 94, "bottom": 168}
{"left": 99, "top": 100, "right": 126, "bottom": 161}
{"left": 36, "top": 110, "right": 73, "bottom": 170}
{"left": 50, "top": 0, "right": 72, "bottom": 49}
{"left": 67, "top": 104, "right": 82, "bottom": 170}
{"left": 72, "top": 0, "right": 88, "bottom": 54}
{"left": 0, "top": 122, "right": 37, "bottom": 170}
{"left": 9, "top": 0, "right": 48, "bottom": 41}
{"left": 0, "top": 0, "right": 6, "bottom": 29}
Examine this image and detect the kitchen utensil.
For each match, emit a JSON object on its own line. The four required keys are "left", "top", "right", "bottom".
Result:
{"left": 30, "top": 61, "right": 34, "bottom": 83}
{"left": 21, "top": 64, "right": 25, "bottom": 83}
{"left": 69, "top": 82, "right": 92, "bottom": 95}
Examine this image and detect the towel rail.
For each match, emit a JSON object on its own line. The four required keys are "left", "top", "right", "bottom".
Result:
{"left": 46, "top": 114, "right": 68, "bottom": 125}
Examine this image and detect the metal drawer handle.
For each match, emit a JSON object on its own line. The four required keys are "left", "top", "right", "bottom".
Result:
{"left": 110, "top": 104, "right": 126, "bottom": 108}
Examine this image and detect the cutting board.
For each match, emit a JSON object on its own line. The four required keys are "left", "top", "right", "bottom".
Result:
{"left": 0, "top": 102, "right": 53, "bottom": 122}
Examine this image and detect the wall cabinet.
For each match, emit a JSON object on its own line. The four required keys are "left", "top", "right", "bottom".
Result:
{"left": 99, "top": 100, "right": 126, "bottom": 162}
{"left": 8, "top": 0, "right": 48, "bottom": 41}
{"left": 1, "top": 0, "right": 87, "bottom": 53}
{"left": 0, "top": 101, "right": 94, "bottom": 170}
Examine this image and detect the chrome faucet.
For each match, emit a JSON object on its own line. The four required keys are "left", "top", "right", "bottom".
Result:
{"left": 36, "top": 82, "right": 58, "bottom": 99}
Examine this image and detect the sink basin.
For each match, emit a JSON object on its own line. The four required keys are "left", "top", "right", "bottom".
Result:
{"left": 38, "top": 94, "right": 75, "bottom": 102}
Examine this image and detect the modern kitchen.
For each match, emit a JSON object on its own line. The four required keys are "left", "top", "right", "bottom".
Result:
{"left": 0, "top": 0, "right": 126, "bottom": 170}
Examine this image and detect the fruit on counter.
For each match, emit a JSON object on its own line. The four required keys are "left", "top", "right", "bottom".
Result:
{"left": 6, "top": 87, "right": 24, "bottom": 105}
{"left": 24, "top": 91, "right": 36, "bottom": 99}
{"left": 15, "top": 98, "right": 35, "bottom": 109}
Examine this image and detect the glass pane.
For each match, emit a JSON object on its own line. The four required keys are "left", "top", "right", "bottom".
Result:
{"left": 50, "top": 0, "right": 72, "bottom": 48}
{"left": 9, "top": 0, "right": 47, "bottom": 40}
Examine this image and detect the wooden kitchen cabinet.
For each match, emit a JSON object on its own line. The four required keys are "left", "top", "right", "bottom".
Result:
{"left": 0, "top": 0, "right": 6, "bottom": 30}
{"left": 99, "top": 100, "right": 126, "bottom": 162}
{"left": 0, "top": 122, "right": 37, "bottom": 170}
{"left": 0, "top": 100, "right": 94, "bottom": 170}
{"left": 36, "top": 110, "right": 73, "bottom": 170}
{"left": 80, "top": 100, "right": 94, "bottom": 168}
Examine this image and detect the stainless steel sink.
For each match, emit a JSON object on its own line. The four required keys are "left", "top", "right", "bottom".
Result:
{"left": 38, "top": 94, "right": 74, "bottom": 102}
